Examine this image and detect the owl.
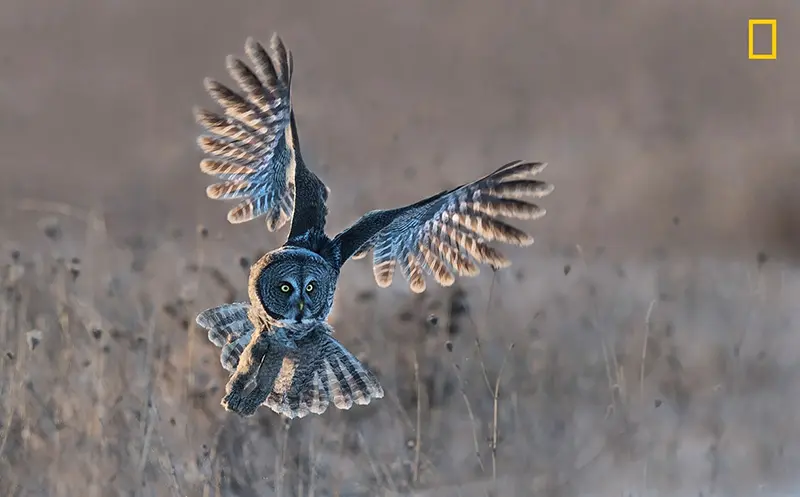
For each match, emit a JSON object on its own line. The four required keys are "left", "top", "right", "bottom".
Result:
{"left": 194, "top": 33, "right": 553, "bottom": 418}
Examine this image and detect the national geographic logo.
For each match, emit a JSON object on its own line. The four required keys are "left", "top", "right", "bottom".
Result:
{"left": 748, "top": 19, "right": 777, "bottom": 59}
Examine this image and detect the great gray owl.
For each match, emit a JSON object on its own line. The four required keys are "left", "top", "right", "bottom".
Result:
{"left": 194, "top": 33, "right": 553, "bottom": 418}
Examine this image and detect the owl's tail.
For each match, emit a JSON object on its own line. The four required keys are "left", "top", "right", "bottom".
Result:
{"left": 197, "top": 306, "right": 385, "bottom": 419}
{"left": 195, "top": 302, "right": 255, "bottom": 372}
{"left": 264, "top": 330, "right": 385, "bottom": 419}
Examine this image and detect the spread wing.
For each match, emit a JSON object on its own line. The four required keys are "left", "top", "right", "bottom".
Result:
{"left": 333, "top": 160, "right": 554, "bottom": 293}
{"left": 195, "top": 308, "right": 383, "bottom": 419}
{"left": 195, "top": 33, "right": 329, "bottom": 234}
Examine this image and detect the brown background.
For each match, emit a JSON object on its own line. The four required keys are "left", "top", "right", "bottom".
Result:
{"left": 1, "top": 1, "right": 800, "bottom": 496}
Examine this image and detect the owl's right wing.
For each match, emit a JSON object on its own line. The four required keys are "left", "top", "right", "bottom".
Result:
{"left": 219, "top": 322, "right": 384, "bottom": 418}
{"left": 195, "top": 33, "right": 329, "bottom": 234}
{"left": 332, "top": 160, "right": 554, "bottom": 293}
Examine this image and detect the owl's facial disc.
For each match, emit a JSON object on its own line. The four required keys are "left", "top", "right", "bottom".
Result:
{"left": 251, "top": 248, "right": 337, "bottom": 325}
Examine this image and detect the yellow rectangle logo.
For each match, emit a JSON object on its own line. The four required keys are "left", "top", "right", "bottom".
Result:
{"left": 748, "top": 19, "right": 777, "bottom": 59}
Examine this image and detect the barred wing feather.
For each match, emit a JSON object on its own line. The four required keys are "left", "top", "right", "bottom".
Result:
{"left": 195, "top": 34, "right": 297, "bottom": 231}
{"left": 337, "top": 160, "right": 554, "bottom": 293}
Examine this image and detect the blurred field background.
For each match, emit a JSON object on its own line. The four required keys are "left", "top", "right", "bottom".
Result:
{"left": 2, "top": 1, "right": 800, "bottom": 496}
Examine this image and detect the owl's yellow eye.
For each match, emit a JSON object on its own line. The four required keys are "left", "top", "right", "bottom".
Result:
{"left": 305, "top": 283, "right": 314, "bottom": 293}
{"left": 280, "top": 283, "right": 291, "bottom": 293}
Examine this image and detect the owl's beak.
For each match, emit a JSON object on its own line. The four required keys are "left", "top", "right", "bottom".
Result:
{"left": 297, "top": 300, "right": 304, "bottom": 313}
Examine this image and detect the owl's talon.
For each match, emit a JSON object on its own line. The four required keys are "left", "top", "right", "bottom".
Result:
{"left": 221, "top": 388, "right": 259, "bottom": 417}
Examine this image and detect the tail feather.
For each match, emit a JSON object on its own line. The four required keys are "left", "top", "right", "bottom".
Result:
{"left": 220, "top": 321, "right": 384, "bottom": 418}
{"left": 195, "top": 303, "right": 255, "bottom": 372}
{"left": 197, "top": 309, "right": 384, "bottom": 419}
{"left": 196, "top": 303, "right": 252, "bottom": 347}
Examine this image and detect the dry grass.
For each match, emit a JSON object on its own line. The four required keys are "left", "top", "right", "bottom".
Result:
{"left": 1, "top": 207, "right": 799, "bottom": 497}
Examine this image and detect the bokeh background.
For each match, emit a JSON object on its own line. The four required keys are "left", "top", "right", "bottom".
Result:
{"left": 1, "top": 1, "right": 799, "bottom": 496}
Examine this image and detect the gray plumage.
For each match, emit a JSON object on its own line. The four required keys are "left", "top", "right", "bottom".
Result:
{"left": 194, "top": 33, "right": 553, "bottom": 418}
{"left": 197, "top": 303, "right": 383, "bottom": 418}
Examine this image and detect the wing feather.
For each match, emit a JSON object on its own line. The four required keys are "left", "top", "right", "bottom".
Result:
{"left": 335, "top": 160, "right": 554, "bottom": 293}
{"left": 419, "top": 242, "right": 455, "bottom": 286}
{"left": 195, "top": 34, "right": 301, "bottom": 229}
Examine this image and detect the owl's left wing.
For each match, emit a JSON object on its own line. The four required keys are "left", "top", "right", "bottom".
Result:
{"left": 332, "top": 160, "right": 554, "bottom": 293}
{"left": 219, "top": 321, "right": 384, "bottom": 418}
{"left": 195, "top": 34, "right": 329, "bottom": 235}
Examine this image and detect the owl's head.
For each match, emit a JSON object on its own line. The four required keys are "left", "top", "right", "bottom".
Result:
{"left": 247, "top": 246, "right": 338, "bottom": 325}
